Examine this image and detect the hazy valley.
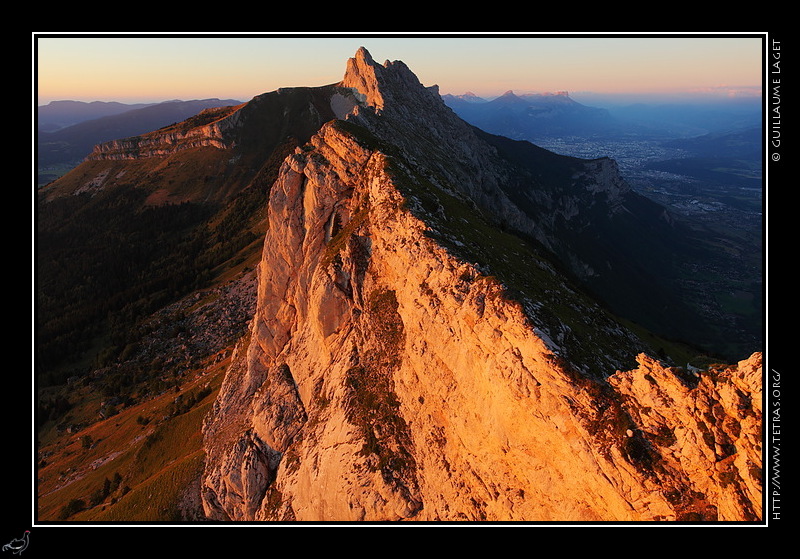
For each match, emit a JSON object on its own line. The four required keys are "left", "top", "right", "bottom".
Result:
{"left": 443, "top": 92, "right": 762, "bottom": 361}
{"left": 35, "top": 48, "right": 764, "bottom": 524}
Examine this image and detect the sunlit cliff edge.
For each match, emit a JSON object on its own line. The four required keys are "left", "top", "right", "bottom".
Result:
{"left": 85, "top": 105, "right": 246, "bottom": 160}
{"left": 197, "top": 48, "right": 762, "bottom": 522}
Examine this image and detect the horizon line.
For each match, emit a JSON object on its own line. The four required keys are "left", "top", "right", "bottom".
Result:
{"left": 37, "top": 87, "right": 764, "bottom": 109}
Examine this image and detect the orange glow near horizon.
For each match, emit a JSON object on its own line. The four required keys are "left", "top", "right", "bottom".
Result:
{"left": 35, "top": 35, "right": 764, "bottom": 106}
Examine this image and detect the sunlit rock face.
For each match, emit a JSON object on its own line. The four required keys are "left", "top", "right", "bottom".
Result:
{"left": 200, "top": 48, "right": 762, "bottom": 522}
{"left": 608, "top": 352, "right": 763, "bottom": 521}
{"left": 87, "top": 105, "right": 245, "bottom": 160}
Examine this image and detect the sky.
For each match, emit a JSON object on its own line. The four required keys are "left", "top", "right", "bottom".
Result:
{"left": 33, "top": 33, "right": 766, "bottom": 107}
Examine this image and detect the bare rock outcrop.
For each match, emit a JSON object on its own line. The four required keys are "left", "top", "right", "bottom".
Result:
{"left": 608, "top": 352, "right": 762, "bottom": 520}
{"left": 87, "top": 105, "right": 245, "bottom": 160}
{"left": 200, "top": 48, "right": 762, "bottom": 522}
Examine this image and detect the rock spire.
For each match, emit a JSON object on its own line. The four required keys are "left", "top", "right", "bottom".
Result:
{"left": 340, "top": 46, "right": 435, "bottom": 114}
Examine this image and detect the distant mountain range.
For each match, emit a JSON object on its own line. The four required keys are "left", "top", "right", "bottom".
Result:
{"left": 601, "top": 98, "right": 763, "bottom": 138}
{"left": 642, "top": 126, "right": 763, "bottom": 191}
{"left": 38, "top": 100, "right": 158, "bottom": 132}
{"left": 442, "top": 90, "right": 762, "bottom": 141}
{"left": 660, "top": 126, "right": 763, "bottom": 160}
{"left": 36, "top": 99, "right": 243, "bottom": 175}
{"left": 442, "top": 90, "right": 622, "bottom": 140}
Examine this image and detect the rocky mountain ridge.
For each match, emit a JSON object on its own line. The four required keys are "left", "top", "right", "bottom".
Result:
{"left": 36, "top": 99, "right": 246, "bottom": 174}
{"left": 198, "top": 48, "right": 762, "bottom": 522}
{"left": 86, "top": 104, "right": 245, "bottom": 161}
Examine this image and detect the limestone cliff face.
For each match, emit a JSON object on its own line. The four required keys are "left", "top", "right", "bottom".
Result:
{"left": 87, "top": 105, "right": 246, "bottom": 160}
{"left": 609, "top": 352, "right": 762, "bottom": 521}
{"left": 200, "top": 48, "right": 762, "bottom": 522}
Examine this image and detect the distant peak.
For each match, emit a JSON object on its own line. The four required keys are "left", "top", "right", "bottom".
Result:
{"left": 444, "top": 92, "right": 486, "bottom": 103}
{"left": 496, "top": 91, "right": 527, "bottom": 103}
{"left": 521, "top": 91, "right": 572, "bottom": 99}
{"left": 537, "top": 91, "right": 571, "bottom": 99}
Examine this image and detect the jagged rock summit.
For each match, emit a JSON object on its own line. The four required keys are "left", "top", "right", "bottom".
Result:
{"left": 199, "top": 48, "right": 762, "bottom": 522}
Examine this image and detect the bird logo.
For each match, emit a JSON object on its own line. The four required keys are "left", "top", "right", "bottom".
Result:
{"left": 2, "top": 531, "right": 29, "bottom": 555}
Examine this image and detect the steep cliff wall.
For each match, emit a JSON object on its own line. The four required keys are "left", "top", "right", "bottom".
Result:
{"left": 200, "top": 48, "right": 762, "bottom": 523}
{"left": 200, "top": 118, "right": 762, "bottom": 522}
{"left": 609, "top": 352, "right": 762, "bottom": 521}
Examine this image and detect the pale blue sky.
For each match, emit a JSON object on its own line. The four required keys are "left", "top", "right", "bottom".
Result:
{"left": 34, "top": 33, "right": 765, "bottom": 106}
